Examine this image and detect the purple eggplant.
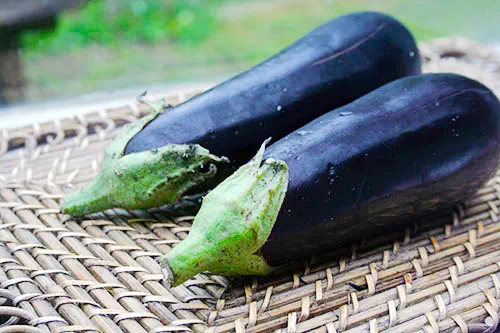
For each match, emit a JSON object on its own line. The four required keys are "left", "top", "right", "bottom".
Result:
{"left": 162, "top": 73, "right": 500, "bottom": 286}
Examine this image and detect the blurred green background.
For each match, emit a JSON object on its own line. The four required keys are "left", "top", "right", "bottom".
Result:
{"left": 18, "top": 0, "right": 500, "bottom": 102}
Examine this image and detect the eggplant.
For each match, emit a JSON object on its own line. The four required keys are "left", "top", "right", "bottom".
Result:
{"left": 62, "top": 11, "right": 420, "bottom": 216}
{"left": 162, "top": 73, "right": 500, "bottom": 286}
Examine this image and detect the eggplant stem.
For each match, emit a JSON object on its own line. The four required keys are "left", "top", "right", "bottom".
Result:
{"left": 160, "top": 139, "right": 289, "bottom": 286}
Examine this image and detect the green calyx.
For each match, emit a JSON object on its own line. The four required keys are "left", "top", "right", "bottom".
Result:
{"left": 161, "top": 139, "right": 289, "bottom": 287}
{"left": 62, "top": 97, "right": 228, "bottom": 217}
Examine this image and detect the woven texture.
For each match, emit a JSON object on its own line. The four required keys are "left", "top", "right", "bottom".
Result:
{"left": 0, "top": 37, "right": 500, "bottom": 333}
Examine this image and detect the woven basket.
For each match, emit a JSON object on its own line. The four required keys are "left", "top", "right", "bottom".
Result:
{"left": 1, "top": 37, "right": 500, "bottom": 333}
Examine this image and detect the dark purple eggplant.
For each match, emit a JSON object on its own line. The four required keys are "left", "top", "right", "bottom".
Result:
{"left": 162, "top": 73, "right": 500, "bottom": 286}
{"left": 261, "top": 73, "right": 500, "bottom": 264}
{"left": 126, "top": 11, "right": 420, "bottom": 158}
{"left": 62, "top": 11, "right": 420, "bottom": 216}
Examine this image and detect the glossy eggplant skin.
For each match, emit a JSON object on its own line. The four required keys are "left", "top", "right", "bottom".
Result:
{"left": 260, "top": 74, "right": 500, "bottom": 265}
{"left": 125, "top": 11, "right": 420, "bottom": 160}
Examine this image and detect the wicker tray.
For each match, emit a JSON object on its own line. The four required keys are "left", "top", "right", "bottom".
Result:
{"left": 1, "top": 37, "right": 500, "bottom": 333}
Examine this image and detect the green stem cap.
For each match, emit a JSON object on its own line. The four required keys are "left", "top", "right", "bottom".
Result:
{"left": 62, "top": 97, "right": 228, "bottom": 216}
{"left": 161, "top": 139, "right": 289, "bottom": 287}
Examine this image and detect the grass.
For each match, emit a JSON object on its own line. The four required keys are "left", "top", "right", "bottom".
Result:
{"left": 22, "top": 0, "right": 222, "bottom": 53}
{"left": 20, "top": 0, "right": 500, "bottom": 102}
